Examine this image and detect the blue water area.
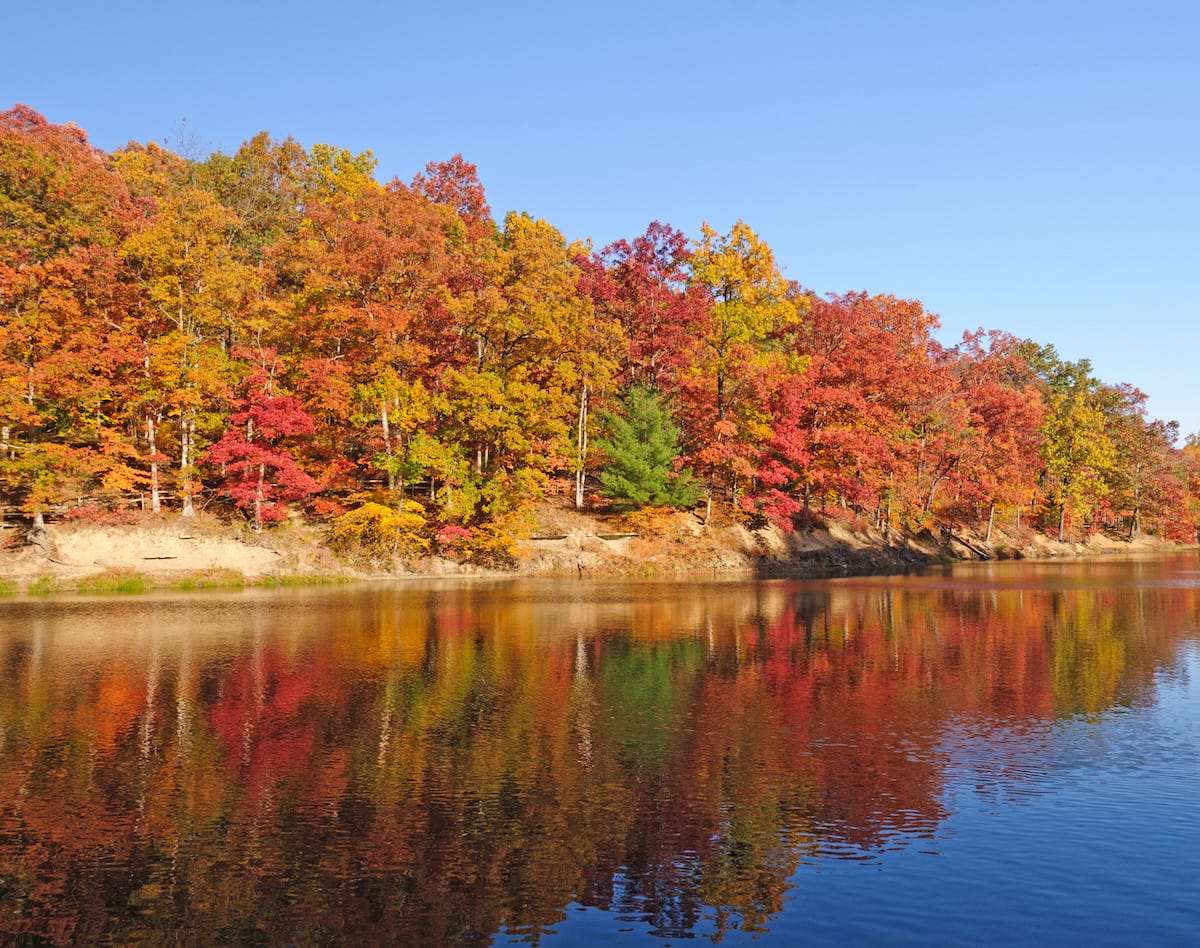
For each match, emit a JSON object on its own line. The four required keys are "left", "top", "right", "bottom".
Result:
{"left": 548, "top": 643, "right": 1200, "bottom": 946}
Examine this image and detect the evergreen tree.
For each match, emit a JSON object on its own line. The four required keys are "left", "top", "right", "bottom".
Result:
{"left": 594, "top": 387, "right": 700, "bottom": 509}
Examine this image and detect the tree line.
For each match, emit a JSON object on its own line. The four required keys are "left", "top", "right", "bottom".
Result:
{"left": 2, "top": 105, "right": 1197, "bottom": 559}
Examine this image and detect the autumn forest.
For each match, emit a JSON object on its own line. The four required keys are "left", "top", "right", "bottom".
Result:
{"left": 3, "top": 105, "right": 1198, "bottom": 561}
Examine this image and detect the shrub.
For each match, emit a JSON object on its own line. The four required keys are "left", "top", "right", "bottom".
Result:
{"left": 434, "top": 524, "right": 472, "bottom": 555}
{"left": 60, "top": 503, "right": 147, "bottom": 526}
{"left": 619, "top": 506, "right": 682, "bottom": 538}
{"left": 329, "top": 501, "right": 429, "bottom": 560}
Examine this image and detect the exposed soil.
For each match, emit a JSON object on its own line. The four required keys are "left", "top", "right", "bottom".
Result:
{"left": 0, "top": 505, "right": 1179, "bottom": 592}
{"left": 515, "top": 505, "right": 1176, "bottom": 579}
{"left": 0, "top": 515, "right": 349, "bottom": 588}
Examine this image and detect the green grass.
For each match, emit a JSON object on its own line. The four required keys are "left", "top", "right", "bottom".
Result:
{"left": 15, "top": 569, "right": 352, "bottom": 597}
{"left": 167, "top": 569, "right": 246, "bottom": 591}
{"left": 75, "top": 569, "right": 149, "bottom": 594}
{"left": 249, "top": 574, "right": 350, "bottom": 588}
{"left": 26, "top": 575, "right": 64, "bottom": 596}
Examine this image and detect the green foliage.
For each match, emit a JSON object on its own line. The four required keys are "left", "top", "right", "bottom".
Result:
{"left": 595, "top": 387, "right": 700, "bottom": 510}
{"left": 250, "top": 573, "right": 349, "bottom": 588}
{"left": 454, "top": 470, "right": 542, "bottom": 567}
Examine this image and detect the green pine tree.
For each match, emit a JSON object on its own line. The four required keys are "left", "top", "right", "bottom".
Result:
{"left": 594, "top": 386, "right": 700, "bottom": 510}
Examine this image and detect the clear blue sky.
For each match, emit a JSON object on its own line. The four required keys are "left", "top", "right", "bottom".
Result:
{"left": 6, "top": 1, "right": 1197, "bottom": 436}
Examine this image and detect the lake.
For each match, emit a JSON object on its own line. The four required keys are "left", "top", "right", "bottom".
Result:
{"left": 0, "top": 554, "right": 1197, "bottom": 945}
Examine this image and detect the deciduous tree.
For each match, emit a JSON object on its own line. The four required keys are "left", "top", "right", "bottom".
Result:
{"left": 204, "top": 352, "right": 318, "bottom": 529}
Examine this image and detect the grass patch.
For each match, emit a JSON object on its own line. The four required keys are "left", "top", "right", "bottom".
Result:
{"left": 75, "top": 569, "right": 149, "bottom": 595}
{"left": 13, "top": 570, "right": 350, "bottom": 597}
{"left": 26, "top": 575, "right": 64, "bottom": 596}
{"left": 168, "top": 568, "right": 246, "bottom": 591}
{"left": 250, "top": 574, "right": 350, "bottom": 588}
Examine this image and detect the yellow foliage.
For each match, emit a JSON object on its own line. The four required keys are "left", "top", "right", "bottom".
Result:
{"left": 330, "top": 501, "right": 429, "bottom": 559}
{"left": 619, "top": 506, "right": 683, "bottom": 538}
{"left": 307, "top": 144, "right": 380, "bottom": 201}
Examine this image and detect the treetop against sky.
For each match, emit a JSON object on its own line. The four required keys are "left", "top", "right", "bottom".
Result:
{"left": 3, "top": 1, "right": 1196, "bottom": 436}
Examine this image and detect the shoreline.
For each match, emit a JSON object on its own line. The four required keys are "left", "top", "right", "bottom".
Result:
{"left": 0, "top": 508, "right": 1188, "bottom": 596}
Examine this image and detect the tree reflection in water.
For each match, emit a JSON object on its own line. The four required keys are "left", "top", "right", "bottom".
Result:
{"left": 0, "top": 556, "right": 1197, "bottom": 944}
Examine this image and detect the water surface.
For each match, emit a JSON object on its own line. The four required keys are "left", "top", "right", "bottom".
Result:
{"left": 0, "top": 554, "right": 1197, "bottom": 944}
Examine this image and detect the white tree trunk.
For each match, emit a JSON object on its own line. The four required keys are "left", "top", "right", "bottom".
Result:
{"left": 180, "top": 415, "right": 196, "bottom": 517}
{"left": 575, "top": 382, "right": 588, "bottom": 510}
{"left": 147, "top": 416, "right": 161, "bottom": 513}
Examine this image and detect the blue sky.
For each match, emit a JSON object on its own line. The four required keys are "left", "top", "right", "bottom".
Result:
{"left": 5, "top": 1, "right": 1197, "bottom": 436}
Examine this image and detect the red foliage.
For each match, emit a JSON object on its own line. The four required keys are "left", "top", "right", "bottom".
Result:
{"left": 409, "top": 153, "right": 492, "bottom": 234}
{"left": 435, "top": 524, "right": 472, "bottom": 553}
{"left": 205, "top": 361, "right": 319, "bottom": 526}
{"left": 578, "top": 222, "right": 708, "bottom": 390}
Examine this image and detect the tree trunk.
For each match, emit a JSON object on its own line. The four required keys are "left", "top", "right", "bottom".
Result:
{"left": 925, "top": 478, "right": 940, "bottom": 516}
{"left": 253, "top": 463, "right": 265, "bottom": 532}
{"left": 380, "top": 404, "right": 395, "bottom": 491}
{"left": 1131, "top": 464, "right": 1142, "bottom": 539}
{"left": 985, "top": 504, "right": 995, "bottom": 544}
{"left": 180, "top": 415, "right": 195, "bottom": 517}
{"left": 575, "top": 382, "right": 588, "bottom": 510}
{"left": 1058, "top": 504, "right": 1067, "bottom": 542}
{"left": 147, "top": 417, "right": 161, "bottom": 514}
{"left": 27, "top": 508, "right": 52, "bottom": 554}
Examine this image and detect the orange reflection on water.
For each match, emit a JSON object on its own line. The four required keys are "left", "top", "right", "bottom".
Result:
{"left": 0, "top": 555, "right": 1196, "bottom": 944}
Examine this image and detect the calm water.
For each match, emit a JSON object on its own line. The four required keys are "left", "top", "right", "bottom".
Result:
{"left": 0, "top": 555, "right": 1198, "bottom": 945}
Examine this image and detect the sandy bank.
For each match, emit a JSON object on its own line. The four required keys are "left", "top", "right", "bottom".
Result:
{"left": 0, "top": 517, "right": 348, "bottom": 588}
{"left": 0, "top": 507, "right": 1182, "bottom": 593}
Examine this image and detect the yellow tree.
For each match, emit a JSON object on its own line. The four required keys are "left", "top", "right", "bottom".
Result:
{"left": 1183, "top": 435, "right": 1200, "bottom": 540}
{"left": 1031, "top": 353, "right": 1117, "bottom": 540}
{"left": 684, "top": 221, "right": 806, "bottom": 519}
{"left": 446, "top": 213, "right": 585, "bottom": 474}
{"left": 119, "top": 147, "right": 253, "bottom": 515}
{"left": 277, "top": 172, "right": 453, "bottom": 498}
{"left": 437, "top": 212, "right": 591, "bottom": 549}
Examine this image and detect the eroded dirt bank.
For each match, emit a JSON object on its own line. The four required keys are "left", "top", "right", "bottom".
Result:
{"left": 0, "top": 506, "right": 1179, "bottom": 593}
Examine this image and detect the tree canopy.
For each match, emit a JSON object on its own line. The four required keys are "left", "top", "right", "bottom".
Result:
{"left": 1, "top": 104, "right": 1197, "bottom": 548}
